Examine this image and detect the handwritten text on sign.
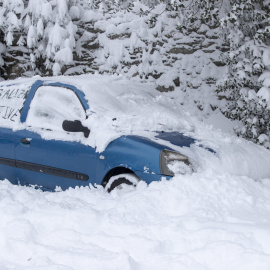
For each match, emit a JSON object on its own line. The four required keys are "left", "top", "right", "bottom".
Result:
{"left": 0, "top": 85, "right": 31, "bottom": 125}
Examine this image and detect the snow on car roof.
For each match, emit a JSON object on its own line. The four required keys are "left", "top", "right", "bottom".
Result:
{"left": 0, "top": 74, "right": 194, "bottom": 150}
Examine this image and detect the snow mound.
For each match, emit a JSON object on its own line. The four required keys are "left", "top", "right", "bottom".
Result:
{"left": 0, "top": 171, "right": 270, "bottom": 269}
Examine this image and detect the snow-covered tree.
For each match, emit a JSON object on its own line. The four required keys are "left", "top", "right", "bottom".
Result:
{"left": 24, "top": 0, "right": 80, "bottom": 75}
{"left": 0, "top": 0, "right": 27, "bottom": 78}
{"left": 0, "top": 0, "right": 24, "bottom": 44}
{"left": 217, "top": 0, "right": 270, "bottom": 148}
{"left": 0, "top": 0, "right": 81, "bottom": 76}
{"left": 162, "top": 0, "right": 222, "bottom": 32}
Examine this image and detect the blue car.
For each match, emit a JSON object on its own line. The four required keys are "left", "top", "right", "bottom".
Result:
{"left": 0, "top": 78, "right": 197, "bottom": 192}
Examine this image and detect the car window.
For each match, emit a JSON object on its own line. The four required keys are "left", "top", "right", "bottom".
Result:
{"left": 26, "top": 86, "right": 85, "bottom": 131}
{"left": 0, "top": 82, "right": 31, "bottom": 128}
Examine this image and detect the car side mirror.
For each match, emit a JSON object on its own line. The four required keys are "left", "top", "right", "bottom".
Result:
{"left": 62, "top": 120, "right": 90, "bottom": 138}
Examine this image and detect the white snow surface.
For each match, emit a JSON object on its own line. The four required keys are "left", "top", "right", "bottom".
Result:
{"left": 0, "top": 74, "right": 270, "bottom": 269}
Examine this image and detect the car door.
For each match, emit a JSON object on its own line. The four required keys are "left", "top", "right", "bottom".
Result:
{"left": 0, "top": 127, "right": 17, "bottom": 183}
{"left": 14, "top": 85, "right": 97, "bottom": 190}
{"left": 0, "top": 82, "right": 31, "bottom": 184}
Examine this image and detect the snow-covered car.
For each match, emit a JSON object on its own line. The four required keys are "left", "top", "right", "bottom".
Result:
{"left": 0, "top": 76, "right": 201, "bottom": 192}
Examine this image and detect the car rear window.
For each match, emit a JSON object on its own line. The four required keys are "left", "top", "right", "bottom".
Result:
{"left": 0, "top": 83, "right": 31, "bottom": 128}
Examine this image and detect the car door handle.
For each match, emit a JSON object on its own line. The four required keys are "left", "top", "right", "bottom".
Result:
{"left": 20, "top": 138, "right": 31, "bottom": 145}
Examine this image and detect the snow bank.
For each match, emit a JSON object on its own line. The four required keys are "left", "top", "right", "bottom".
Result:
{"left": 0, "top": 171, "right": 270, "bottom": 269}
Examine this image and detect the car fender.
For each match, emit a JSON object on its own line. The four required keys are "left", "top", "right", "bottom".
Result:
{"left": 96, "top": 135, "right": 169, "bottom": 184}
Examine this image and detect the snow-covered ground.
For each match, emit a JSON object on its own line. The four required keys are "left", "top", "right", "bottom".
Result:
{"left": 0, "top": 74, "right": 270, "bottom": 269}
{"left": 1, "top": 174, "right": 270, "bottom": 270}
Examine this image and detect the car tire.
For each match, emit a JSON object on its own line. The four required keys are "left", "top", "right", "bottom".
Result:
{"left": 105, "top": 173, "right": 139, "bottom": 193}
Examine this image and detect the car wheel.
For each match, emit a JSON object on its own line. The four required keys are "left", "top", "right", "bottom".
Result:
{"left": 105, "top": 173, "right": 139, "bottom": 193}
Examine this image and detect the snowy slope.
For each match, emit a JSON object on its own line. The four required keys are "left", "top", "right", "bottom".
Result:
{"left": 0, "top": 74, "right": 270, "bottom": 269}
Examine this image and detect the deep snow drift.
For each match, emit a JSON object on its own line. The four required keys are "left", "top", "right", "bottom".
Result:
{"left": 1, "top": 174, "right": 270, "bottom": 270}
{"left": 0, "top": 74, "right": 270, "bottom": 269}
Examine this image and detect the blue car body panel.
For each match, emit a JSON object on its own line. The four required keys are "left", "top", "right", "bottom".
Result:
{"left": 14, "top": 129, "right": 97, "bottom": 190}
{"left": 155, "top": 131, "right": 196, "bottom": 147}
{"left": 0, "top": 127, "right": 18, "bottom": 184}
{"left": 0, "top": 79, "right": 200, "bottom": 191}
{"left": 97, "top": 136, "right": 171, "bottom": 184}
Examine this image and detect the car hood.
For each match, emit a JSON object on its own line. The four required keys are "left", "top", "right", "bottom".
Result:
{"left": 153, "top": 131, "right": 216, "bottom": 153}
{"left": 154, "top": 131, "right": 196, "bottom": 148}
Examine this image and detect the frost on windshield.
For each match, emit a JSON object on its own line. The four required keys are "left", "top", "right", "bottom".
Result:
{"left": 26, "top": 86, "right": 85, "bottom": 131}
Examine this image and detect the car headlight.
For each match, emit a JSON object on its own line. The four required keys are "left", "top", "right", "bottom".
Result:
{"left": 159, "top": 149, "right": 191, "bottom": 176}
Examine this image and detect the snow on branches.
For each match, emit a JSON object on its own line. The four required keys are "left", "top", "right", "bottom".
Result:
{"left": 0, "top": 0, "right": 79, "bottom": 76}
{"left": 218, "top": 0, "right": 270, "bottom": 148}
{"left": 25, "top": 0, "right": 78, "bottom": 75}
